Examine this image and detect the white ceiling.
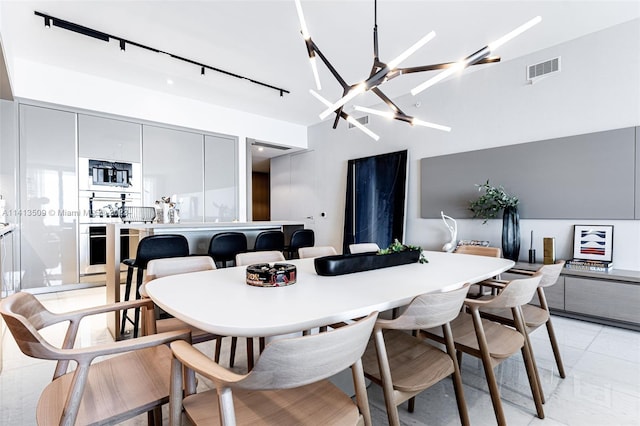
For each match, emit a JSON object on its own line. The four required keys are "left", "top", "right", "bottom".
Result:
{"left": 2, "top": 0, "right": 640, "bottom": 130}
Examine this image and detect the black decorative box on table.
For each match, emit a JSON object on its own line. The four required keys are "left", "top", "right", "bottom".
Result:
{"left": 314, "top": 250, "right": 421, "bottom": 276}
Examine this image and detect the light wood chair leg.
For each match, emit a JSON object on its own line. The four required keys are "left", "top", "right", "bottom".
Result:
{"left": 513, "top": 307, "right": 545, "bottom": 419}
{"left": 470, "top": 308, "right": 508, "bottom": 426}
{"left": 373, "top": 328, "right": 401, "bottom": 426}
{"left": 443, "top": 323, "right": 470, "bottom": 426}
{"left": 546, "top": 319, "right": 566, "bottom": 378}
{"left": 169, "top": 357, "right": 183, "bottom": 426}
{"left": 352, "top": 359, "right": 373, "bottom": 426}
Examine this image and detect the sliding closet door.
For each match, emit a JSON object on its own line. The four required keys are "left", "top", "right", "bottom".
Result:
{"left": 343, "top": 150, "right": 407, "bottom": 253}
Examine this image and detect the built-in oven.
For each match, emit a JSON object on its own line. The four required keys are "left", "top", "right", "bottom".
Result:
{"left": 79, "top": 224, "right": 139, "bottom": 277}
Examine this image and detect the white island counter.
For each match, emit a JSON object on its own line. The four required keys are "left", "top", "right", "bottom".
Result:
{"left": 106, "top": 221, "right": 304, "bottom": 339}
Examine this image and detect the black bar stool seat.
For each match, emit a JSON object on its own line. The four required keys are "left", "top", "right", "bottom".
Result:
{"left": 208, "top": 232, "right": 248, "bottom": 268}
{"left": 120, "top": 234, "right": 189, "bottom": 337}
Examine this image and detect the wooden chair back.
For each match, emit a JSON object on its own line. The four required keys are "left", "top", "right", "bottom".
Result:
{"left": 0, "top": 292, "right": 61, "bottom": 361}
{"left": 238, "top": 311, "right": 377, "bottom": 390}
{"left": 377, "top": 284, "right": 471, "bottom": 331}
{"left": 454, "top": 245, "right": 502, "bottom": 257}
{"left": 1, "top": 292, "right": 190, "bottom": 426}
{"left": 298, "top": 245, "right": 337, "bottom": 259}
{"left": 349, "top": 243, "right": 380, "bottom": 254}
{"left": 235, "top": 250, "right": 285, "bottom": 266}
{"left": 145, "top": 255, "right": 216, "bottom": 282}
{"left": 538, "top": 261, "right": 565, "bottom": 288}
{"left": 481, "top": 274, "right": 542, "bottom": 309}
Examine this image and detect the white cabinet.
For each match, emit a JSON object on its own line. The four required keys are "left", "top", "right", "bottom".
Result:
{"left": 204, "top": 135, "right": 238, "bottom": 222}
{"left": 78, "top": 114, "right": 141, "bottom": 162}
{"left": 19, "top": 104, "right": 78, "bottom": 289}
{"left": 142, "top": 125, "right": 204, "bottom": 222}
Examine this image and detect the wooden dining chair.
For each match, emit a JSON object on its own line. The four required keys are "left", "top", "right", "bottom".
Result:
{"left": 421, "top": 274, "right": 545, "bottom": 426}
{"left": 0, "top": 291, "right": 190, "bottom": 426}
{"left": 235, "top": 250, "right": 285, "bottom": 266}
{"left": 298, "top": 245, "right": 337, "bottom": 258}
{"left": 362, "top": 284, "right": 471, "bottom": 426}
{"left": 140, "top": 255, "right": 238, "bottom": 367}
{"left": 479, "top": 261, "right": 567, "bottom": 379}
{"left": 454, "top": 245, "right": 502, "bottom": 297}
{"left": 169, "top": 312, "right": 378, "bottom": 426}
{"left": 349, "top": 242, "right": 380, "bottom": 254}
{"left": 235, "top": 250, "right": 286, "bottom": 370}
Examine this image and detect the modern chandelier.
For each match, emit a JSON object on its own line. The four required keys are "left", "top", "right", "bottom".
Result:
{"left": 294, "top": 0, "right": 541, "bottom": 140}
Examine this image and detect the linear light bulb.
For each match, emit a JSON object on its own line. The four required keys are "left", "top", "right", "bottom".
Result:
{"left": 387, "top": 31, "right": 436, "bottom": 70}
{"left": 309, "top": 56, "right": 321, "bottom": 90}
{"left": 294, "top": 0, "right": 311, "bottom": 39}
{"left": 410, "top": 62, "right": 464, "bottom": 95}
{"left": 354, "top": 105, "right": 394, "bottom": 120}
{"left": 310, "top": 91, "right": 379, "bottom": 141}
{"left": 346, "top": 116, "right": 380, "bottom": 141}
{"left": 489, "top": 16, "right": 542, "bottom": 51}
{"left": 309, "top": 89, "right": 331, "bottom": 107}
{"left": 411, "top": 118, "right": 451, "bottom": 132}
{"left": 319, "top": 83, "right": 367, "bottom": 119}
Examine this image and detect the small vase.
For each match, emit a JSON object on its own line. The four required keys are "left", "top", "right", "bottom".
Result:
{"left": 502, "top": 205, "right": 520, "bottom": 262}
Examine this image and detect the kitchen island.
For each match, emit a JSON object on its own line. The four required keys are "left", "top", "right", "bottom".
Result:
{"left": 106, "top": 221, "right": 304, "bottom": 340}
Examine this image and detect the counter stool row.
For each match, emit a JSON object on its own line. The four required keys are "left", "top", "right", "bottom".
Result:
{"left": 120, "top": 229, "right": 315, "bottom": 337}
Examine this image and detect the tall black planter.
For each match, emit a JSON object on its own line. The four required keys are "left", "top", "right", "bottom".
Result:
{"left": 502, "top": 205, "right": 521, "bottom": 262}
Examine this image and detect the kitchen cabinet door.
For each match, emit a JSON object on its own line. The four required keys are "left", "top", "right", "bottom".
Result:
{"left": 142, "top": 125, "right": 204, "bottom": 222}
{"left": 19, "top": 104, "right": 78, "bottom": 289}
{"left": 204, "top": 134, "right": 238, "bottom": 222}
{"left": 78, "top": 114, "right": 141, "bottom": 162}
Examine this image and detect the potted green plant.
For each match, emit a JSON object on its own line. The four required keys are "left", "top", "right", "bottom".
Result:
{"left": 469, "top": 180, "right": 520, "bottom": 261}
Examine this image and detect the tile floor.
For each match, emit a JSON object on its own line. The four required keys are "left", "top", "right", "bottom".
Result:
{"left": 1, "top": 287, "right": 639, "bottom": 425}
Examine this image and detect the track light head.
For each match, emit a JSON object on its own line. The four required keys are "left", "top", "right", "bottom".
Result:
{"left": 44, "top": 17, "right": 50, "bottom": 27}
{"left": 119, "top": 39, "right": 126, "bottom": 51}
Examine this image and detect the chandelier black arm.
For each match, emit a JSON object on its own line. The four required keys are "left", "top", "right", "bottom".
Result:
{"left": 332, "top": 110, "right": 342, "bottom": 129}
{"left": 397, "top": 56, "right": 501, "bottom": 75}
{"left": 371, "top": 87, "right": 404, "bottom": 115}
{"left": 307, "top": 38, "right": 350, "bottom": 90}
{"left": 370, "top": 88, "right": 416, "bottom": 125}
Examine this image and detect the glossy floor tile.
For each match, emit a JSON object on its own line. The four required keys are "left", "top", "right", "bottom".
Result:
{"left": 1, "top": 287, "right": 639, "bottom": 425}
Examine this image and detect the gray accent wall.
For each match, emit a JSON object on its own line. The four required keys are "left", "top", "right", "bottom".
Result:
{"left": 420, "top": 127, "right": 638, "bottom": 220}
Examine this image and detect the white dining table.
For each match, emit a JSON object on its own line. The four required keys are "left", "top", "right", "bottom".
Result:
{"left": 145, "top": 250, "right": 514, "bottom": 338}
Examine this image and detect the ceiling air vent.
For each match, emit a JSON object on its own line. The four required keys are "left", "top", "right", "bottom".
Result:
{"left": 348, "top": 115, "right": 369, "bottom": 129}
{"left": 527, "top": 57, "right": 560, "bottom": 83}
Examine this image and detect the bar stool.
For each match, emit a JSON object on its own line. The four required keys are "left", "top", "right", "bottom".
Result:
{"left": 253, "top": 230, "right": 284, "bottom": 252}
{"left": 207, "top": 232, "right": 247, "bottom": 268}
{"left": 120, "top": 234, "right": 189, "bottom": 337}
{"left": 285, "top": 228, "right": 314, "bottom": 259}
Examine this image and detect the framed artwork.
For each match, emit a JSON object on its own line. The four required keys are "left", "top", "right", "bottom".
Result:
{"left": 573, "top": 225, "right": 613, "bottom": 262}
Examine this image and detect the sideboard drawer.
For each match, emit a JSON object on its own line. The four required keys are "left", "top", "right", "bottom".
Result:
{"left": 565, "top": 277, "right": 640, "bottom": 325}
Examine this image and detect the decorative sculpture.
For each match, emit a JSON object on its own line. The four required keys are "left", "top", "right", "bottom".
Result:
{"left": 441, "top": 211, "right": 457, "bottom": 252}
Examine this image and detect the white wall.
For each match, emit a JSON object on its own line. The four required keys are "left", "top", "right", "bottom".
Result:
{"left": 273, "top": 19, "right": 640, "bottom": 270}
